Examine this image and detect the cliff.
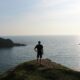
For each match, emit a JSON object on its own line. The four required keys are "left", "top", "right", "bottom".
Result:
{"left": 0, "top": 59, "right": 80, "bottom": 80}
{"left": 0, "top": 38, "right": 26, "bottom": 47}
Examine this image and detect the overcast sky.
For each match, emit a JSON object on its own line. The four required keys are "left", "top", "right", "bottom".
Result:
{"left": 0, "top": 0, "right": 80, "bottom": 36}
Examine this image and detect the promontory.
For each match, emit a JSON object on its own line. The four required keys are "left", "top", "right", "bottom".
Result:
{"left": 0, "top": 37, "right": 26, "bottom": 47}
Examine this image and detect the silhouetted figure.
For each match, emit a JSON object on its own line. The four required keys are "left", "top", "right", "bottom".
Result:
{"left": 34, "top": 41, "right": 43, "bottom": 64}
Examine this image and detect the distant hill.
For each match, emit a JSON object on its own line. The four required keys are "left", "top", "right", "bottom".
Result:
{"left": 0, "top": 37, "right": 26, "bottom": 48}
{"left": 0, "top": 59, "right": 80, "bottom": 80}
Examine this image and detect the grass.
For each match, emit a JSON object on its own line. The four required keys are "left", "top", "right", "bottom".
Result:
{"left": 0, "top": 59, "right": 80, "bottom": 80}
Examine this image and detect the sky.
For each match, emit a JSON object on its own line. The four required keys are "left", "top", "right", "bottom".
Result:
{"left": 0, "top": 0, "right": 80, "bottom": 36}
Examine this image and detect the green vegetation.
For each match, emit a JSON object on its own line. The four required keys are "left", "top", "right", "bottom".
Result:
{"left": 0, "top": 59, "right": 80, "bottom": 80}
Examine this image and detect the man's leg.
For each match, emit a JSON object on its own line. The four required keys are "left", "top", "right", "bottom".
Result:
{"left": 37, "top": 58, "right": 38, "bottom": 62}
{"left": 40, "top": 58, "right": 41, "bottom": 64}
{"left": 40, "top": 54, "right": 42, "bottom": 64}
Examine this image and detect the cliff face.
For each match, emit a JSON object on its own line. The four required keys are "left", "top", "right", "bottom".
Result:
{"left": 0, "top": 59, "right": 80, "bottom": 80}
{"left": 0, "top": 38, "right": 26, "bottom": 47}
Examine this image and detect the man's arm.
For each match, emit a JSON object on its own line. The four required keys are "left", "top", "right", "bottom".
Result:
{"left": 42, "top": 45, "right": 43, "bottom": 54}
{"left": 34, "top": 45, "right": 37, "bottom": 52}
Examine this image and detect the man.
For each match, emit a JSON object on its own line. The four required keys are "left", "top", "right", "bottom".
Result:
{"left": 34, "top": 41, "right": 43, "bottom": 64}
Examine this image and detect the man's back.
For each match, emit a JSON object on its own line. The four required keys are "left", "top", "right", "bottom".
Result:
{"left": 35, "top": 44, "right": 43, "bottom": 53}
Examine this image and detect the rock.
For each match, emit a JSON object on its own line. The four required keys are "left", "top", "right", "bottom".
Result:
{"left": 0, "top": 59, "right": 80, "bottom": 80}
{"left": 0, "top": 37, "right": 26, "bottom": 48}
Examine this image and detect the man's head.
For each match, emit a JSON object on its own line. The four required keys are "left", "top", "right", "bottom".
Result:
{"left": 38, "top": 41, "right": 41, "bottom": 44}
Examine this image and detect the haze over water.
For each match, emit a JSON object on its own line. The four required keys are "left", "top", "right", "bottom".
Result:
{"left": 0, "top": 36, "right": 80, "bottom": 73}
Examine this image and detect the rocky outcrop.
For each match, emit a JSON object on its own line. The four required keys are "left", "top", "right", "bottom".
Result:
{"left": 0, "top": 38, "right": 26, "bottom": 48}
{"left": 0, "top": 59, "right": 80, "bottom": 80}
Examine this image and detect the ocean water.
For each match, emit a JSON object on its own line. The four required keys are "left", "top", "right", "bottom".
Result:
{"left": 0, "top": 36, "right": 80, "bottom": 73}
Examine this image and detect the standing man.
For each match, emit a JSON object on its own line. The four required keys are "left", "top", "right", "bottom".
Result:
{"left": 34, "top": 41, "right": 43, "bottom": 64}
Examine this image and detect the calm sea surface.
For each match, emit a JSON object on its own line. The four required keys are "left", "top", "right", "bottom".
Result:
{"left": 0, "top": 36, "right": 80, "bottom": 73}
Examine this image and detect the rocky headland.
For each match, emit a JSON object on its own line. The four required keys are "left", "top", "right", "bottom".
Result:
{"left": 0, "top": 59, "right": 80, "bottom": 80}
{"left": 0, "top": 37, "right": 26, "bottom": 48}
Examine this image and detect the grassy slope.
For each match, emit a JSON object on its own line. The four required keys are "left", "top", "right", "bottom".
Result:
{"left": 0, "top": 59, "right": 80, "bottom": 80}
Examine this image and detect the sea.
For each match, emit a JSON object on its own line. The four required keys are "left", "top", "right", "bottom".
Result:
{"left": 0, "top": 35, "right": 80, "bottom": 73}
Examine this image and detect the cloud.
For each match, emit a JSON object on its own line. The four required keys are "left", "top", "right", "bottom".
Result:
{"left": 0, "top": 0, "right": 80, "bottom": 35}
{"left": 35, "top": 0, "right": 80, "bottom": 17}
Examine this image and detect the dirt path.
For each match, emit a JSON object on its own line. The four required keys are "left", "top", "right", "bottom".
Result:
{"left": 40, "top": 59, "right": 54, "bottom": 68}
{"left": 33, "top": 59, "right": 69, "bottom": 70}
